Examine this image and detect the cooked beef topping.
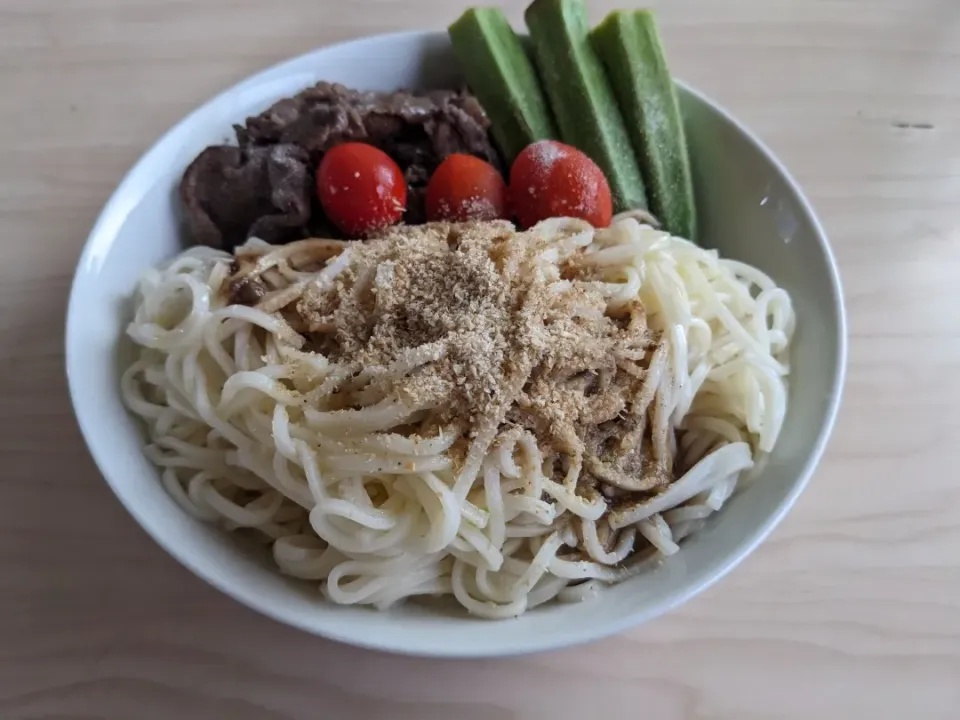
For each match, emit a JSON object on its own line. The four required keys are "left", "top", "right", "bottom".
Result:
{"left": 179, "top": 82, "right": 502, "bottom": 249}
{"left": 180, "top": 144, "right": 315, "bottom": 250}
{"left": 236, "top": 84, "right": 498, "bottom": 162}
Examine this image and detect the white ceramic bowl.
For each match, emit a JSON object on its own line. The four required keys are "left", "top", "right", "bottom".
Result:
{"left": 66, "top": 30, "right": 846, "bottom": 657}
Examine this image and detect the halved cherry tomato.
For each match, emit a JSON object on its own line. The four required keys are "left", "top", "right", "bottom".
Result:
{"left": 425, "top": 153, "right": 509, "bottom": 223}
{"left": 509, "top": 140, "right": 613, "bottom": 229}
{"left": 317, "top": 143, "right": 406, "bottom": 236}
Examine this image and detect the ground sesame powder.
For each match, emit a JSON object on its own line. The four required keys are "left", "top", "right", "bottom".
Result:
{"left": 289, "top": 220, "right": 667, "bottom": 488}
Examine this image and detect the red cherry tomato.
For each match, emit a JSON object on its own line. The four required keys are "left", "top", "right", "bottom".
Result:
{"left": 425, "top": 153, "right": 509, "bottom": 223}
{"left": 509, "top": 140, "right": 613, "bottom": 229}
{"left": 317, "top": 143, "right": 406, "bottom": 236}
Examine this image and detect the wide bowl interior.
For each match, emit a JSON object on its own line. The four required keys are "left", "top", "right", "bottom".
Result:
{"left": 66, "top": 30, "right": 845, "bottom": 657}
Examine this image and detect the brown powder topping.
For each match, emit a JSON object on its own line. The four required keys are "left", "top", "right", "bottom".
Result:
{"left": 229, "top": 220, "right": 672, "bottom": 495}
{"left": 295, "top": 221, "right": 519, "bottom": 421}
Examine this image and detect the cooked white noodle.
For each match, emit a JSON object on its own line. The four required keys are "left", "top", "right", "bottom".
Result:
{"left": 122, "top": 217, "right": 793, "bottom": 618}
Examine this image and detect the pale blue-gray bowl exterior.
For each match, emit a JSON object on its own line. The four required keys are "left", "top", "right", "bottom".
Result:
{"left": 66, "top": 30, "right": 846, "bottom": 658}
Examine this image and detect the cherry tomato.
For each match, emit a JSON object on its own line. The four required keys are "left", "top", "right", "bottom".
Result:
{"left": 509, "top": 140, "right": 613, "bottom": 229}
{"left": 425, "top": 153, "right": 509, "bottom": 223}
{"left": 317, "top": 143, "right": 406, "bottom": 236}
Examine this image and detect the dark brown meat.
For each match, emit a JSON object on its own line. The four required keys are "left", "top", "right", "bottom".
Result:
{"left": 180, "top": 82, "right": 502, "bottom": 249}
{"left": 179, "top": 144, "right": 314, "bottom": 250}
{"left": 236, "top": 83, "right": 500, "bottom": 166}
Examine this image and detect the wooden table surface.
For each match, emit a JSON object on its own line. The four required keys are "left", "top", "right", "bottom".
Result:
{"left": 3, "top": 0, "right": 959, "bottom": 717}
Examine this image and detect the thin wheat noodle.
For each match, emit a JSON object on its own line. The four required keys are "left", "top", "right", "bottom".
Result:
{"left": 123, "top": 216, "right": 793, "bottom": 618}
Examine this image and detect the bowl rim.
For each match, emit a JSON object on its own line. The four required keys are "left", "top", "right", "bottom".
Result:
{"left": 65, "top": 28, "right": 847, "bottom": 657}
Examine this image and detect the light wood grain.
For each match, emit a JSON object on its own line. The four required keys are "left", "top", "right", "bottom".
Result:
{"left": 2, "top": 0, "right": 959, "bottom": 717}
